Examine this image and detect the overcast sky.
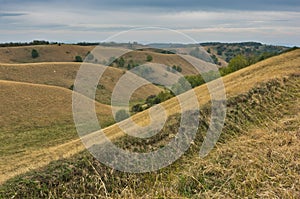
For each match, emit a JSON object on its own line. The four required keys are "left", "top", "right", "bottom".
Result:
{"left": 0, "top": 0, "right": 299, "bottom": 46}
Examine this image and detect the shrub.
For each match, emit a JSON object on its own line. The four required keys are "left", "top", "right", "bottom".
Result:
{"left": 171, "top": 65, "right": 182, "bottom": 73}
{"left": 132, "top": 104, "right": 143, "bottom": 113}
{"left": 69, "top": 84, "right": 74, "bottom": 90}
{"left": 146, "top": 55, "right": 153, "bottom": 62}
{"left": 226, "top": 54, "right": 249, "bottom": 72}
{"left": 176, "top": 66, "right": 182, "bottom": 72}
{"left": 115, "top": 110, "right": 130, "bottom": 122}
{"left": 75, "top": 55, "right": 83, "bottom": 62}
{"left": 210, "top": 54, "right": 219, "bottom": 64}
{"left": 31, "top": 49, "right": 39, "bottom": 58}
{"left": 86, "top": 52, "right": 94, "bottom": 61}
{"left": 117, "top": 57, "right": 125, "bottom": 67}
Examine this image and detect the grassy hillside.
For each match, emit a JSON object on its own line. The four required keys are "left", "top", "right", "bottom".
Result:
{"left": 0, "top": 44, "right": 209, "bottom": 75}
{"left": 0, "top": 49, "right": 299, "bottom": 191}
{"left": 110, "top": 50, "right": 200, "bottom": 75}
{"left": 201, "top": 42, "right": 289, "bottom": 62}
{"left": 165, "top": 42, "right": 289, "bottom": 67}
{"left": 0, "top": 62, "right": 162, "bottom": 104}
{"left": 0, "top": 80, "right": 118, "bottom": 183}
{"left": 1, "top": 72, "right": 298, "bottom": 198}
{"left": 0, "top": 44, "right": 93, "bottom": 63}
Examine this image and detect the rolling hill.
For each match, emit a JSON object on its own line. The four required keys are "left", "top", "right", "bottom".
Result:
{"left": 0, "top": 44, "right": 210, "bottom": 76}
{"left": 159, "top": 42, "right": 289, "bottom": 68}
{"left": 0, "top": 44, "right": 93, "bottom": 63}
{"left": 110, "top": 50, "right": 201, "bottom": 75}
{"left": 0, "top": 62, "right": 162, "bottom": 105}
{"left": 0, "top": 48, "right": 299, "bottom": 194}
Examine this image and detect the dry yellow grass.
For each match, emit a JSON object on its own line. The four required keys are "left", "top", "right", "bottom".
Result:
{"left": 1, "top": 69, "right": 298, "bottom": 198}
{"left": 0, "top": 44, "right": 94, "bottom": 63}
{"left": 0, "top": 44, "right": 201, "bottom": 75}
{"left": 0, "top": 80, "right": 112, "bottom": 132}
{"left": 129, "top": 49, "right": 300, "bottom": 124}
{"left": 130, "top": 97, "right": 300, "bottom": 198}
{"left": 0, "top": 49, "right": 299, "bottom": 184}
{"left": 0, "top": 62, "right": 162, "bottom": 104}
{"left": 0, "top": 80, "right": 115, "bottom": 183}
{"left": 121, "top": 50, "right": 200, "bottom": 75}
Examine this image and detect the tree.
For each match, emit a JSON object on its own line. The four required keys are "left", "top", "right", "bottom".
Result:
{"left": 171, "top": 65, "right": 182, "bottom": 73}
{"left": 31, "top": 49, "right": 39, "bottom": 58}
{"left": 227, "top": 54, "right": 249, "bottom": 72}
{"left": 115, "top": 110, "right": 129, "bottom": 122}
{"left": 117, "top": 57, "right": 125, "bottom": 67}
{"left": 75, "top": 55, "right": 83, "bottom": 62}
{"left": 210, "top": 54, "right": 219, "bottom": 64}
{"left": 146, "top": 55, "right": 153, "bottom": 62}
{"left": 172, "top": 65, "right": 177, "bottom": 72}
{"left": 217, "top": 49, "right": 222, "bottom": 56}
{"left": 171, "top": 77, "right": 191, "bottom": 94}
{"left": 146, "top": 95, "right": 158, "bottom": 106}
{"left": 132, "top": 104, "right": 143, "bottom": 113}
{"left": 109, "top": 56, "right": 116, "bottom": 64}
{"left": 69, "top": 84, "right": 74, "bottom": 90}
{"left": 176, "top": 65, "right": 182, "bottom": 72}
{"left": 86, "top": 51, "right": 94, "bottom": 61}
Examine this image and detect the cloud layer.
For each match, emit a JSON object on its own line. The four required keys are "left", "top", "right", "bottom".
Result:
{"left": 0, "top": 0, "right": 299, "bottom": 46}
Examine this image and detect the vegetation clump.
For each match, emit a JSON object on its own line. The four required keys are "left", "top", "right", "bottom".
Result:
{"left": 75, "top": 55, "right": 83, "bottom": 62}
{"left": 115, "top": 109, "right": 130, "bottom": 122}
{"left": 146, "top": 55, "right": 153, "bottom": 62}
{"left": 31, "top": 49, "right": 39, "bottom": 58}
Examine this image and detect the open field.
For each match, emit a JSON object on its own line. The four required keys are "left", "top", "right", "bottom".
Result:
{"left": 1, "top": 69, "right": 299, "bottom": 198}
{"left": 118, "top": 50, "right": 200, "bottom": 75}
{"left": 0, "top": 44, "right": 203, "bottom": 75}
{"left": 0, "top": 44, "right": 94, "bottom": 63}
{"left": 0, "top": 62, "right": 162, "bottom": 104}
{"left": 0, "top": 49, "right": 299, "bottom": 186}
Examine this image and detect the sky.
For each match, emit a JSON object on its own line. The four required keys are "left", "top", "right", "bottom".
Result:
{"left": 0, "top": 0, "right": 299, "bottom": 46}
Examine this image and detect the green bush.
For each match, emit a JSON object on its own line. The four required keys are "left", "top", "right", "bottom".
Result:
{"left": 115, "top": 57, "right": 125, "bottom": 67}
{"left": 146, "top": 55, "right": 153, "bottom": 62}
{"left": 223, "top": 54, "right": 249, "bottom": 74}
{"left": 69, "top": 84, "right": 74, "bottom": 90}
{"left": 171, "top": 77, "right": 191, "bottom": 94}
{"left": 115, "top": 110, "right": 130, "bottom": 122}
{"left": 176, "top": 66, "right": 182, "bottom": 72}
{"left": 210, "top": 54, "right": 219, "bottom": 64}
{"left": 171, "top": 65, "right": 182, "bottom": 73}
{"left": 75, "top": 55, "right": 83, "bottom": 62}
{"left": 86, "top": 52, "right": 94, "bottom": 61}
{"left": 131, "top": 104, "right": 143, "bottom": 113}
{"left": 145, "top": 91, "right": 174, "bottom": 108}
{"left": 31, "top": 49, "right": 39, "bottom": 58}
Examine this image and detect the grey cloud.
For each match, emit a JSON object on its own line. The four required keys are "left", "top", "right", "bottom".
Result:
{"left": 1, "top": 0, "right": 299, "bottom": 12}
{"left": 82, "top": 0, "right": 300, "bottom": 11}
{"left": 0, "top": 12, "right": 27, "bottom": 17}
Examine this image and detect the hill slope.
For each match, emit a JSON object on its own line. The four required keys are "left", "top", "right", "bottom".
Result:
{"left": 0, "top": 44, "right": 93, "bottom": 63}
{"left": 0, "top": 44, "right": 209, "bottom": 75}
{"left": 111, "top": 50, "right": 201, "bottom": 75}
{"left": 0, "top": 49, "right": 299, "bottom": 188}
{"left": 0, "top": 62, "right": 162, "bottom": 104}
{"left": 1, "top": 62, "right": 299, "bottom": 198}
{"left": 0, "top": 80, "right": 118, "bottom": 183}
